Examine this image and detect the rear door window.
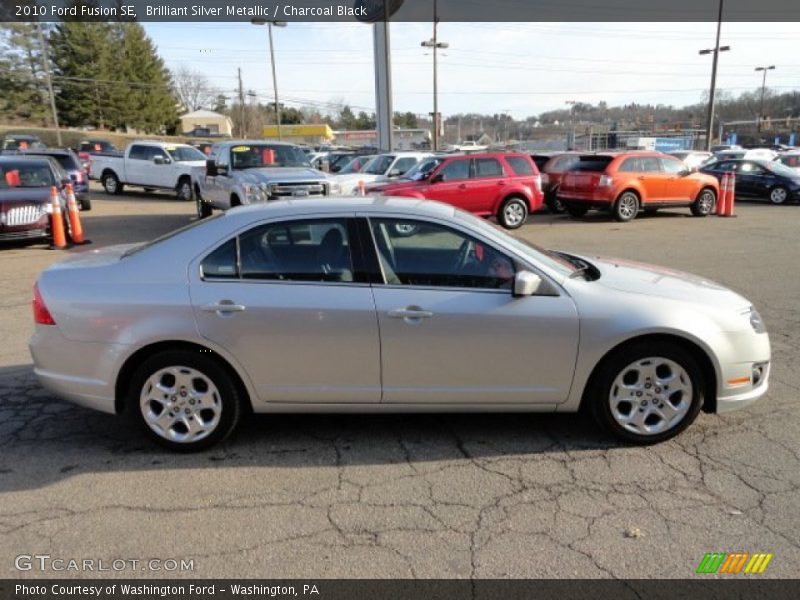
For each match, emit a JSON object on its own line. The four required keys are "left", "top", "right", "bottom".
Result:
{"left": 473, "top": 158, "right": 504, "bottom": 178}
{"left": 641, "top": 157, "right": 662, "bottom": 172}
{"left": 574, "top": 156, "right": 613, "bottom": 172}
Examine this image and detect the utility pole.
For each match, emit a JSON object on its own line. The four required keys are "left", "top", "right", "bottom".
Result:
{"left": 755, "top": 65, "right": 775, "bottom": 132}
{"left": 36, "top": 22, "right": 61, "bottom": 146}
{"left": 237, "top": 68, "right": 246, "bottom": 138}
{"left": 699, "top": 0, "right": 729, "bottom": 151}
{"left": 565, "top": 100, "right": 576, "bottom": 150}
{"left": 251, "top": 20, "right": 288, "bottom": 140}
{"left": 421, "top": 0, "right": 448, "bottom": 151}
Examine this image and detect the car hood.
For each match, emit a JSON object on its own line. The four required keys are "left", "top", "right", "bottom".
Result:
{"left": 0, "top": 188, "right": 52, "bottom": 205}
{"left": 231, "top": 168, "right": 330, "bottom": 184}
{"left": 587, "top": 255, "right": 750, "bottom": 310}
{"left": 367, "top": 178, "right": 425, "bottom": 193}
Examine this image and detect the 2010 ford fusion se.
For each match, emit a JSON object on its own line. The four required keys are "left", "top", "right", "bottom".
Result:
{"left": 29, "top": 198, "right": 770, "bottom": 451}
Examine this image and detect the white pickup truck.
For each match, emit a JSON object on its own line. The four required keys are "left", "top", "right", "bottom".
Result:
{"left": 90, "top": 141, "right": 207, "bottom": 200}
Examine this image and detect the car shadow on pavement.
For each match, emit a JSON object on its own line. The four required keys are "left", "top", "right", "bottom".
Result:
{"left": 0, "top": 364, "right": 620, "bottom": 493}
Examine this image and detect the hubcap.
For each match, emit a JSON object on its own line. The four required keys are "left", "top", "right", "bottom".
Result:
{"left": 504, "top": 202, "right": 525, "bottom": 226}
{"left": 105, "top": 178, "right": 116, "bottom": 193}
{"left": 619, "top": 196, "right": 637, "bottom": 219}
{"left": 699, "top": 191, "right": 714, "bottom": 212}
{"left": 609, "top": 357, "right": 692, "bottom": 436}
{"left": 140, "top": 366, "right": 222, "bottom": 443}
{"left": 181, "top": 183, "right": 191, "bottom": 200}
{"left": 771, "top": 188, "right": 787, "bottom": 204}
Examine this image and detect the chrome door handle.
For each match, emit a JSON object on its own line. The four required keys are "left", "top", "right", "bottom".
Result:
{"left": 388, "top": 308, "right": 434, "bottom": 319}
{"left": 202, "top": 301, "right": 246, "bottom": 313}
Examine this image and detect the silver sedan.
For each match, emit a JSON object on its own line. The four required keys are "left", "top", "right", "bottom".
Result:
{"left": 29, "top": 198, "right": 770, "bottom": 451}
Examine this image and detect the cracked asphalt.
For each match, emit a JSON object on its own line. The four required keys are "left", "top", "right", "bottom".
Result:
{"left": 1, "top": 188, "right": 798, "bottom": 579}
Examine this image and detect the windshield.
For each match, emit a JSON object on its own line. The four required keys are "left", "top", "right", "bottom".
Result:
{"left": 363, "top": 155, "right": 395, "bottom": 175}
{"left": 767, "top": 162, "right": 800, "bottom": 178}
{"left": 1, "top": 163, "right": 54, "bottom": 188}
{"left": 167, "top": 146, "right": 207, "bottom": 162}
{"left": 455, "top": 209, "right": 581, "bottom": 277}
{"left": 402, "top": 157, "right": 444, "bottom": 181}
{"left": 338, "top": 155, "right": 374, "bottom": 174}
{"left": 230, "top": 144, "right": 311, "bottom": 169}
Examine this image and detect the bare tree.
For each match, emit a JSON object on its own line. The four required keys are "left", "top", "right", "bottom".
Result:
{"left": 172, "top": 65, "right": 218, "bottom": 112}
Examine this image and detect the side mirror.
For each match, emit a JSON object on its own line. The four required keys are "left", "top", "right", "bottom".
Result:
{"left": 388, "top": 168, "right": 401, "bottom": 177}
{"left": 513, "top": 271, "right": 542, "bottom": 297}
{"left": 205, "top": 159, "right": 218, "bottom": 177}
{"left": 153, "top": 155, "right": 166, "bottom": 165}
{"left": 431, "top": 172, "right": 445, "bottom": 183}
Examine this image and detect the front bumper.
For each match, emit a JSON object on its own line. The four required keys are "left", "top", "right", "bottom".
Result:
{"left": 716, "top": 360, "right": 770, "bottom": 414}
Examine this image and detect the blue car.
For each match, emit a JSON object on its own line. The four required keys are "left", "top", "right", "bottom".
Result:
{"left": 700, "top": 158, "right": 800, "bottom": 205}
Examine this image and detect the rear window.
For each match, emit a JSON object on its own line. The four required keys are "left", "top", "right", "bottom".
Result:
{"left": 531, "top": 155, "right": 551, "bottom": 170}
{"left": 505, "top": 156, "right": 535, "bottom": 176}
{"left": 52, "top": 154, "right": 79, "bottom": 170}
{"left": 779, "top": 155, "right": 800, "bottom": 167}
{"left": 573, "top": 156, "right": 613, "bottom": 172}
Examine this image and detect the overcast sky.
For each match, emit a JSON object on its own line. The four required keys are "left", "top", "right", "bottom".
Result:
{"left": 142, "top": 21, "right": 800, "bottom": 119}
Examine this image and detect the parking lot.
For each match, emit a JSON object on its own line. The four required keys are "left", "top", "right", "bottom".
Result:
{"left": 1, "top": 187, "right": 799, "bottom": 579}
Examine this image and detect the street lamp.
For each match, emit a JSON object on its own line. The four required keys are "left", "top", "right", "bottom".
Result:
{"left": 252, "top": 19, "right": 287, "bottom": 140}
{"left": 699, "top": 0, "right": 730, "bottom": 151}
{"left": 755, "top": 65, "right": 776, "bottom": 132}
{"left": 421, "top": 0, "right": 448, "bottom": 151}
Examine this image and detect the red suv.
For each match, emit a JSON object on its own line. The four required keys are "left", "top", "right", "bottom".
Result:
{"left": 557, "top": 152, "right": 720, "bottom": 222}
{"left": 367, "top": 152, "right": 543, "bottom": 229}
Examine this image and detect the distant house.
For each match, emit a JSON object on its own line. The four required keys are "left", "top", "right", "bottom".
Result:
{"left": 179, "top": 110, "right": 233, "bottom": 137}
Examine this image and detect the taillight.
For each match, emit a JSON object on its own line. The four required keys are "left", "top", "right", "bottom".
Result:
{"left": 599, "top": 175, "right": 613, "bottom": 187}
{"left": 75, "top": 170, "right": 84, "bottom": 183}
{"left": 33, "top": 283, "right": 56, "bottom": 325}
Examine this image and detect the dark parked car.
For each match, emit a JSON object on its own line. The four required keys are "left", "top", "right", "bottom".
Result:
{"left": 537, "top": 152, "right": 581, "bottom": 213}
{"left": 6, "top": 148, "right": 90, "bottom": 210}
{"left": 2, "top": 134, "right": 46, "bottom": 151}
{"left": 0, "top": 156, "right": 70, "bottom": 243}
{"left": 700, "top": 159, "right": 800, "bottom": 205}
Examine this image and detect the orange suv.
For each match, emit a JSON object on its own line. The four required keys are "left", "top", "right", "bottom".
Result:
{"left": 557, "top": 151, "right": 720, "bottom": 222}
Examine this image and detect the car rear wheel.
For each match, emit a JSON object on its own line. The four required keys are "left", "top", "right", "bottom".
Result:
{"left": 613, "top": 192, "right": 639, "bottom": 222}
{"left": 127, "top": 350, "right": 242, "bottom": 452}
{"left": 589, "top": 341, "right": 704, "bottom": 444}
{"left": 79, "top": 196, "right": 92, "bottom": 211}
{"left": 690, "top": 188, "right": 716, "bottom": 216}
{"left": 565, "top": 203, "right": 589, "bottom": 218}
{"left": 769, "top": 186, "right": 788, "bottom": 205}
{"left": 497, "top": 196, "right": 529, "bottom": 229}
{"left": 102, "top": 172, "right": 122, "bottom": 195}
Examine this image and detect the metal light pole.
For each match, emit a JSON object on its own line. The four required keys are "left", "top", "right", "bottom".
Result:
{"left": 252, "top": 19, "right": 287, "bottom": 140}
{"left": 699, "top": 0, "right": 729, "bottom": 151}
{"left": 565, "top": 100, "right": 576, "bottom": 150}
{"left": 36, "top": 22, "right": 61, "bottom": 146}
{"left": 421, "top": 0, "right": 448, "bottom": 151}
{"left": 755, "top": 65, "right": 775, "bottom": 132}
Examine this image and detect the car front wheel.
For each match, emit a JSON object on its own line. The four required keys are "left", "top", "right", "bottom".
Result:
{"left": 589, "top": 341, "right": 704, "bottom": 444}
{"left": 769, "top": 186, "right": 788, "bottom": 205}
{"left": 127, "top": 350, "right": 242, "bottom": 452}
{"left": 691, "top": 188, "right": 716, "bottom": 216}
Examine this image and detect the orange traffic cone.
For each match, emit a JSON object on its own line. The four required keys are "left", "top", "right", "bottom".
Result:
{"left": 64, "top": 183, "right": 88, "bottom": 244}
{"left": 49, "top": 186, "right": 68, "bottom": 250}
{"left": 716, "top": 173, "right": 728, "bottom": 216}
{"left": 724, "top": 173, "right": 736, "bottom": 217}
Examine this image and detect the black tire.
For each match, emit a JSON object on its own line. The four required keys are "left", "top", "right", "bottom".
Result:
{"left": 613, "top": 191, "right": 639, "bottom": 222}
{"left": 768, "top": 185, "right": 788, "bottom": 205}
{"left": 125, "top": 350, "right": 243, "bottom": 452}
{"left": 196, "top": 190, "right": 212, "bottom": 219}
{"left": 589, "top": 340, "right": 704, "bottom": 445}
{"left": 497, "top": 196, "right": 529, "bottom": 229}
{"left": 102, "top": 172, "right": 123, "bottom": 195}
{"left": 546, "top": 188, "right": 565, "bottom": 213}
{"left": 690, "top": 188, "right": 716, "bottom": 216}
{"left": 230, "top": 194, "right": 241, "bottom": 208}
{"left": 79, "top": 196, "right": 92, "bottom": 211}
{"left": 565, "top": 202, "right": 589, "bottom": 218}
{"left": 176, "top": 178, "right": 193, "bottom": 202}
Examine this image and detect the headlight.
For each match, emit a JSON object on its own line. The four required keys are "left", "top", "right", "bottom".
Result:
{"left": 746, "top": 306, "right": 767, "bottom": 334}
{"left": 242, "top": 184, "right": 266, "bottom": 203}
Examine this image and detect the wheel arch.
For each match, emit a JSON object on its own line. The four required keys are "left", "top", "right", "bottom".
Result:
{"left": 494, "top": 190, "right": 532, "bottom": 215}
{"left": 114, "top": 340, "right": 253, "bottom": 415}
{"left": 101, "top": 168, "right": 118, "bottom": 180}
{"left": 615, "top": 186, "right": 643, "bottom": 203}
{"left": 579, "top": 332, "right": 719, "bottom": 415}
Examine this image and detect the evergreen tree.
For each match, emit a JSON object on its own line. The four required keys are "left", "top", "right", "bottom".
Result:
{"left": 0, "top": 23, "right": 50, "bottom": 123}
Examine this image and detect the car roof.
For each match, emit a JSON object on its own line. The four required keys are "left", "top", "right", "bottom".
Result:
{"left": 14, "top": 148, "right": 73, "bottom": 156}
{"left": 216, "top": 140, "right": 301, "bottom": 147}
{"left": 227, "top": 196, "right": 457, "bottom": 221}
{"left": 0, "top": 155, "right": 54, "bottom": 166}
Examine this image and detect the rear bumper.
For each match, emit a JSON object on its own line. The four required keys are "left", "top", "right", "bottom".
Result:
{"left": 557, "top": 189, "right": 615, "bottom": 206}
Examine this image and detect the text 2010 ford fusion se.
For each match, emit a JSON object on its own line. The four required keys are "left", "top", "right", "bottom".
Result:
{"left": 29, "top": 198, "right": 770, "bottom": 451}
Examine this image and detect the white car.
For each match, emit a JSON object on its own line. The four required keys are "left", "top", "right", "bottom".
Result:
{"left": 668, "top": 151, "right": 713, "bottom": 169}
{"left": 332, "top": 152, "right": 431, "bottom": 195}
